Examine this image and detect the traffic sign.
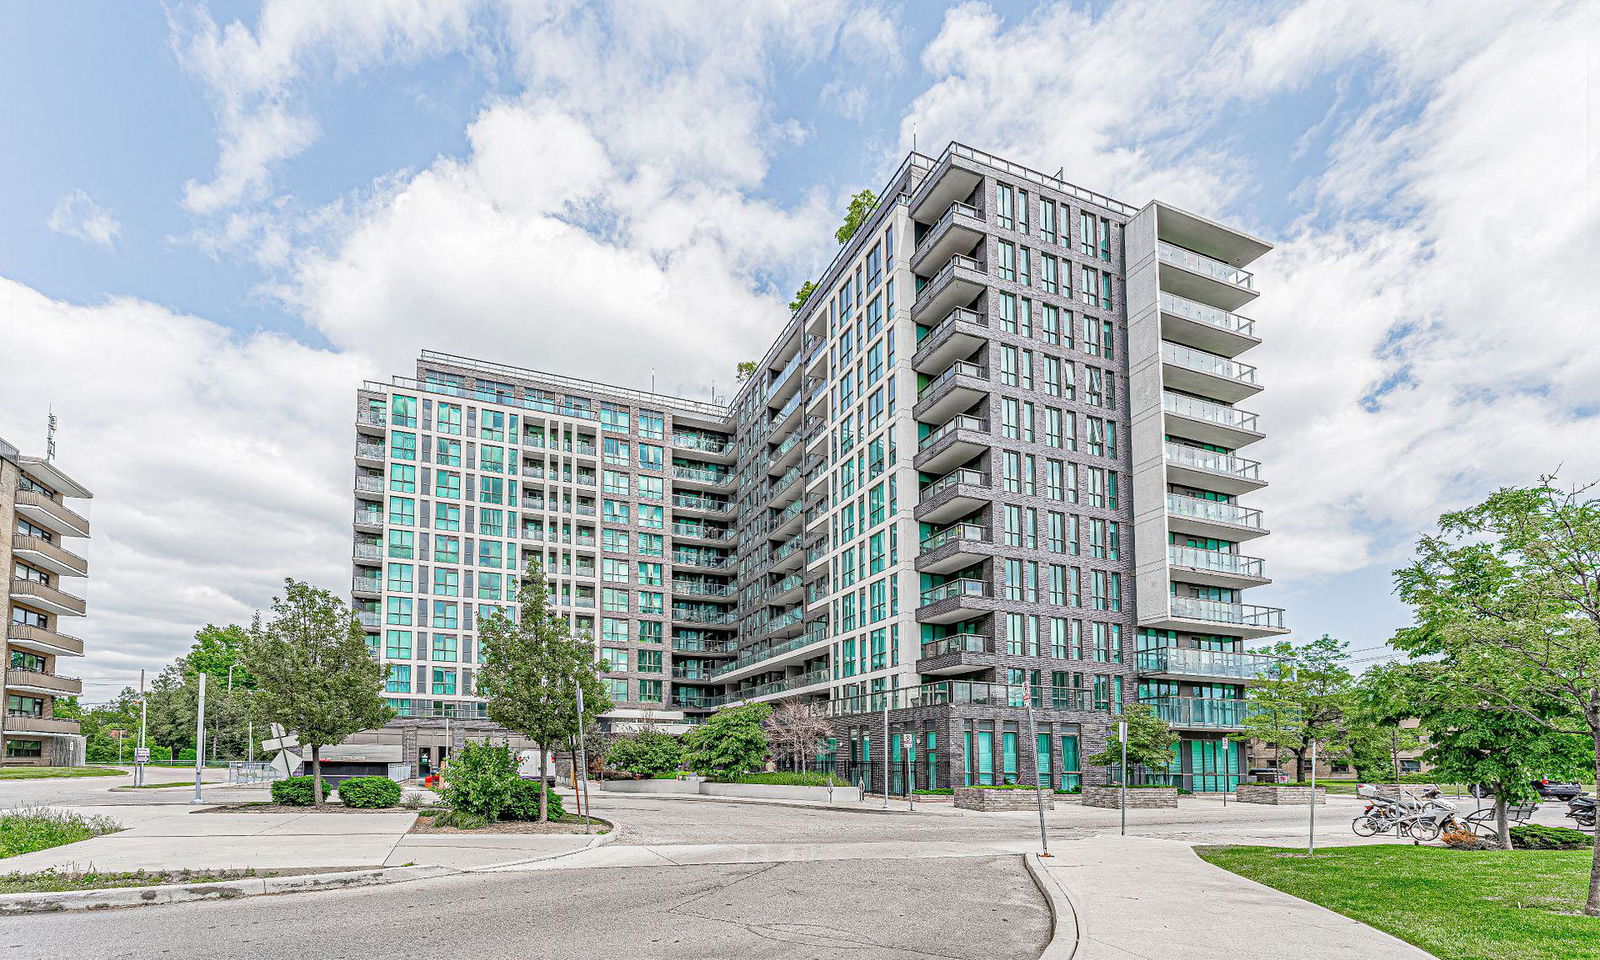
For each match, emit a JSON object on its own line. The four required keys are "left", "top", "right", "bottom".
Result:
{"left": 134, "top": 747, "right": 151, "bottom": 763}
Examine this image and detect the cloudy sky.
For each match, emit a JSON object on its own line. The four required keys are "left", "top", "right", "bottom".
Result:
{"left": 0, "top": 0, "right": 1593, "bottom": 700}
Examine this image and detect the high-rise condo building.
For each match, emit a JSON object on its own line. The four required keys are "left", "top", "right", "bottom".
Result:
{"left": 1, "top": 436, "right": 92, "bottom": 766}
{"left": 352, "top": 142, "right": 1286, "bottom": 790}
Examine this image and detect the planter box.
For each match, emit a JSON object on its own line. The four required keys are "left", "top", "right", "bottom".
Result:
{"left": 1375, "top": 783, "right": 1437, "bottom": 800}
{"left": 954, "top": 786, "right": 1055, "bottom": 812}
{"left": 1081, "top": 785, "right": 1178, "bottom": 809}
{"left": 597, "top": 778, "right": 700, "bottom": 795}
{"left": 597, "top": 778, "right": 863, "bottom": 803}
{"left": 1236, "top": 784, "right": 1326, "bottom": 805}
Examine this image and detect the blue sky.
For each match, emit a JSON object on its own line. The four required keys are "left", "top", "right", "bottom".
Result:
{"left": 0, "top": 0, "right": 1591, "bottom": 698}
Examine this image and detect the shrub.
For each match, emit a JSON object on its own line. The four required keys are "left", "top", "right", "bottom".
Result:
{"left": 177, "top": 748, "right": 197, "bottom": 762}
{"left": 338, "top": 776, "right": 401, "bottom": 809}
{"left": 915, "top": 788, "right": 955, "bottom": 796}
{"left": 682, "top": 703, "right": 771, "bottom": 778}
{"left": 726, "top": 771, "right": 845, "bottom": 787}
{"left": 503, "top": 779, "right": 566, "bottom": 821}
{"left": 147, "top": 745, "right": 173, "bottom": 762}
{"left": 270, "top": 776, "right": 336, "bottom": 806}
{"left": 441, "top": 741, "right": 520, "bottom": 821}
{"left": 1510, "top": 824, "right": 1592, "bottom": 850}
{"left": 429, "top": 809, "right": 488, "bottom": 830}
{"left": 606, "top": 730, "right": 684, "bottom": 779}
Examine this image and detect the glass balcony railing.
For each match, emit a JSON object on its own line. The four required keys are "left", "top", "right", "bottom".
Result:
{"left": 1162, "top": 342, "right": 1259, "bottom": 385}
{"left": 918, "top": 360, "right": 987, "bottom": 398}
{"left": 356, "top": 442, "right": 386, "bottom": 460}
{"left": 1162, "top": 392, "right": 1260, "bottom": 433}
{"left": 916, "top": 202, "right": 981, "bottom": 256}
{"left": 1159, "top": 291, "right": 1256, "bottom": 337}
{"left": 918, "top": 414, "right": 985, "bottom": 450}
{"left": 1164, "top": 442, "right": 1261, "bottom": 483}
{"left": 919, "top": 578, "right": 987, "bottom": 605}
{"left": 919, "top": 634, "right": 988, "bottom": 659}
{"left": 1167, "top": 546, "right": 1264, "bottom": 580}
{"left": 830, "top": 679, "right": 1094, "bottom": 717}
{"left": 674, "top": 465, "right": 733, "bottom": 485}
{"left": 672, "top": 493, "right": 731, "bottom": 513}
{"left": 1141, "top": 695, "right": 1249, "bottom": 729}
{"left": 1169, "top": 596, "right": 1285, "bottom": 630}
{"left": 920, "top": 468, "right": 986, "bottom": 502}
{"left": 920, "top": 522, "right": 989, "bottom": 552}
{"left": 1157, "top": 241, "right": 1255, "bottom": 290}
{"left": 1166, "top": 493, "right": 1263, "bottom": 529}
{"left": 672, "top": 433, "right": 730, "bottom": 454}
{"left": 355, "top": 476, "right": 384, "bottom": 493}
{"left": 1136, "top": 647, "right": 1280, "bottom": 681}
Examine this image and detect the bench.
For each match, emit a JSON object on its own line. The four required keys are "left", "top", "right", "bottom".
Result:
{"left": 1464, "top": 803, "right": 1538, "bottom": 834}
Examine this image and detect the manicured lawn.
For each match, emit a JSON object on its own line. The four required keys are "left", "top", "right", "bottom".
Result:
{"left": 0, "top": 766, "right": 125, "bottom": 780}
{"left": 0, "top": 808, "right": 122, "bottom": 859}
{"left": 1197, "top": 844, "right": 1600, "bottom": 960}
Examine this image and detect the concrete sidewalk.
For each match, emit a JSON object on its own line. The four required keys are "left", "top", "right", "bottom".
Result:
{"left": 1038, "top": 835, "right": 1433, "bottom": 959}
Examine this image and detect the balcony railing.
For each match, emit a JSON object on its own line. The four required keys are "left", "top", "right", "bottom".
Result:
{"left": 672, "top": 580, "right": 734, "bottom": 598}
{"left": 1158, "top": 241, "right": 1255, "bottom": 290}
{"left": 920, "top": 634, "right": 988, "bottom": 658}
{"left": 673, "top": 434, "right": 730, "bottom": 454}
{"left": 1136, "top": 647, "right": 1280, "bottom": 681}
{"left": 915, "top": 254, "right": 981, "bottom": 307}
{"left": 830, "top": 679, "right": 1094, "bottom": 717}
{"left": 1167, "top": 546, "right": 1264, "bottom": 580}
{"left": 356, "top": 410, "right": 387, "bottom": 428}
{"left": 355, "top": 476, "right": 384, "bottom": 493}
{"left": 672, "top": 493, "right": 732, "bottom": 513}
{"left": 917, "top": 305, "right": 985, "bottom": 346}
{"left": 1141, "top": 695, "right": 1249, "bottom": 729}
{"left": 357, "top": 611, "right": 381, "bottom": 628}
{"left": 672, "top": 551, "right": 733, "bottom": 570}
{"left": 919, "top": 578, "right": 987, "bottom": 605}
{"left": 1166, "top": 494, "right": 1263, "bottom": 530}
{"left": 354, "top": 542, "right": 382, "bottom": 560}
{"left": 10, "top": 579, "right": 86, "bottom": 616}
{"left": 920, "top": 522, "right": 989, "bottom": 552}
{"left": 1162, "top": 342, "right": 1259, "bottom": 385}
{"left": 1164, "top": 443, "right": 1262, "bottom": 483}
{"left": 920, "top": 468, "right": 986, "bottom": 502}
{"left": 1169, "top": 596, "right": 1285, "bottom": 630}
{"left": 918, "top": 414, "right": 985, "bottom": 450}
{"left": 916, "top": 201, "right": 981, "bottom": 254}
{"left": 671, "top": 523, "right": 732, "bottom": 541}
{"left": 1162, "top": 393, "right": 1260, "bottom": 433}
{"left": 673, "top": 607, "right": 738, "bottom": 626}
{"left": 352, "top": 577, "right": 382, "bottom": 593}
{"left": 918, "top": 360, "right": 987, "bottom": 398}
{"left": 356, "top": 442, "right": 387, "bottom": 461}
{"left": 674, "top": 465, "right": 733, "bottom": 485}
{"left": 1159, "top": 291, "right": 1256, "bottom": 337}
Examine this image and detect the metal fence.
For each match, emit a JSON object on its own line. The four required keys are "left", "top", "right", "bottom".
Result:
{"left": 228, "top": 760, "right": 277, "bottom": 784}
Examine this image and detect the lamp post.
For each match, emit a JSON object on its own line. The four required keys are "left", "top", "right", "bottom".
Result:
{"left": 1119, "top": 719, "right": 1129, "bottom": 837}
{"left": 191, "top": 673, "right": 207, "bottom": 805}
{"left": 1024, "top": 688, "right": 1049, "bottom": 857}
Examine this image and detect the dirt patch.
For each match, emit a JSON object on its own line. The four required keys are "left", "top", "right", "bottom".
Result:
{"left": 195, "top": 803, "right": 415, "bottom": 815}
{"left": 409, "top": 814, "right": 610, "bottom": 835}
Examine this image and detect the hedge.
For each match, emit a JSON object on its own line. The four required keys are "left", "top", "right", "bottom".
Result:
{"left": 339, "top": 776, "right": 401, "bottom": 809}
{"left": 1510, "top": 824, "right": 1592, "bottom": 850}
{"left": 270, "top": 776, "right": 336, "bottom": 806}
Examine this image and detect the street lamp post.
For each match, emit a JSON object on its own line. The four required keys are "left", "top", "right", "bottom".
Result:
{"left": 1119, "top": 719, "right": 1129, "bottom": 838}
{"left": 1024, "top": 689, "right": 1049, "bottom": 857}
{"left": 575, "top": 678, "right": 591, "bottom": 835}
{"left": 191, "top": 673, "right": 208, "bottom": 805}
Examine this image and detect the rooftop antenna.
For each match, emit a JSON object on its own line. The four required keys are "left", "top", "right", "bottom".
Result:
{"left": 46, "top": 408, "right": 57, "bottom": 461}
{"left": 912, "top": 121, "right": 917, "bottom": 153}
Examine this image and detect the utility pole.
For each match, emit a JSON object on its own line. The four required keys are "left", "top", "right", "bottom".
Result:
{"left": 191, "top": 673, "right": 207, "bottom": 805}
{"left": 1024, "top": 689, "right": 1049, "bottom": 857}
{"left": 575, "top": 679, "right": 591, "bottom": 834}
{"left": 135, "top": 669, "right": 148, "bottom": 787}
{"left": 1119, "top": 719, "right": 1129, "bottom": 837}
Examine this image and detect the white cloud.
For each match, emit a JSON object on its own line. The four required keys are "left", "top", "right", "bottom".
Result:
{"left": 47, "top": 189, "right": 122, "bottom": 248}
{"left": 0, "top": 278, "right": 372, "bottom": 692}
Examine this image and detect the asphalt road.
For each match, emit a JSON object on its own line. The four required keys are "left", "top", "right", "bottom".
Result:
{"left": 2, "top": 789, "right": 1051, "bottom": 960}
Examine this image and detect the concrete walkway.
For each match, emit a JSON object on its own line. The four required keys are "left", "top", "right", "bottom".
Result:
{"left": 1038, "top": 835, "right": 1433, "bottom": 959}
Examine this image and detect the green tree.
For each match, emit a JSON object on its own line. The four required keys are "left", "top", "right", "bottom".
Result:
{"left": 186, "top": 624, "right": 255, "bottom": 690}
{"left": 1352, "top": 663, "right": 1429, "bottom": 780}
{"left": 475, "top": 561, "right": 612, "bottom": 822}
{"left": 1392, "top": 479, "right": 1600, "bottom": 912}
{"left": 1238, "top": 636, "right": 1357, "bottom": 780}
{"left": 683, "top": 703, "right": 772, "bottom": 778}
{"left": 788, "top": 279, "right": 816, "bottom": 314}
{"left": 735, "top": 361, "right": 758, "bottom": 384}
{"left": 243, "top": 579, "right": 392, "bottom": 805}
{"left": 834, "top": 189, "right": 878, "bottom": 244}
{"left": 1087, "top": 703, "right": 1179, "bottom": 774}
{"left": 606, "top": 730, "right": 683, "bottom": 778}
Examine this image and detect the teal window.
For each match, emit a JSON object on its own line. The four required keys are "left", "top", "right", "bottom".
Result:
{"left": 479, "top": 445, "right": 504, "bottom": 474}
{"left": 432, "top": 601, "right": 458, "bottom": 629}
{"left": 638, "top": 444, "right": 663, "bottom": 470}
{"left": 432, "top": 668, "right": 456, "bottom": 695}
{"left": 1002, "top": 732, "right": 1019, "bottom": 784}
{"left": 638, "top": 621, "right": 662, "bottom": 644}
{"left": 481, "top": 410, "right": 506, "bottom": 442}
{"left": 602, "top": 618, "right": 628, "bottom": 644}
{"left": 433, "top": 568, "right": 459, "bottom": 597}
{"left": 386, "top": 664, "right": 411, "bottom": 694}
{"left": 638, "top": 533, "right": 662, "bottom": 556}
{"left": 384, "top": 630, "right": 412, "bottom": 659}
{"left": 391, "top": 395, "right": 417, "bottom": 428}
{"left": 436, "top": 403, "right": 462, "bottom": 435}
{"left": 636, "top": 562, "right": 662, "bottom": 586}
{"left": 436, "top": 438, "right": 461, "bottom": 466}
{"left": 388, "top": 497, "right": 415, "bottom": 526}
{"left": 639, "top": 591, "right": 663, "bottom": 615}
{"left": 431, "top": 634, "right": 458, "bottom": 662}
{"left": 603, "top": 588, "right": 629, "bottom": 613}
{"left": 387, "top": 529, "right": 415, "bottom": 559}
{"left": 604, "top": 678, "right": 628, "bottom": 701}
{"left": 389, "top": 464, "right": 416, "bottom": 492}
{"left": 637, "top": 650, "right": 662, "bottom": 673}
{"left": 637, "top": 476, "right": 664, "bottom": 500}
{"left": 477, "top": 572, "right": 502, "bottom": 600}
{"left": 434, "top": 503, "right": 460, "bottom": 531}
{"left": 433, "top": 535, "right": 460, "bottom": 563}
{"left": 479, "top": 477, "right": 504, "bottom": 504}
{"left": 385, "top": 597, "right": 413, "bottom": 625}
{"left": 434, "top": 471, "right": 461, "bottom": 499}
{"left": 638, "top": 679, "right": 663, "bottom": 702}
{"left": 386, "top": 563, "right": 413, "bottom": 592}
{"left": 390, "top": 432, "right": 416, "bottom": 460}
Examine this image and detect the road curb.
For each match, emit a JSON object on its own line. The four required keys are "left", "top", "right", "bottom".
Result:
{"left": 1024, "top": 853, "right": 1080, "bottom": 960}
{"left": 0, "top": 864, "right": 457, "bottom": 915}
{"left": 466, "top": 817, "right": 621, "bottom": 872}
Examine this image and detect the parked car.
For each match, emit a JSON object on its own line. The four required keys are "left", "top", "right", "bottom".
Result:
{"left": 1247, "top": 767, "right": 1287, "bottom": 784}
{"left": 1533, "top": 779, "right": 1584, "bottom": 800}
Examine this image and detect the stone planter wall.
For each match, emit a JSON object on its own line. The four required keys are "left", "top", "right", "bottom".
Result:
{"left": 1081, "top": 785, "right": 1178, "bottom": 809}
{"left": 1235, "top": 784, "right": 1327, "bottom": 805}
{"left": 1375, "top": 783, "right": 1437, "bottom": 800}
{"left": 954, "top": 787, "right": 1055, "bottom": 812}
